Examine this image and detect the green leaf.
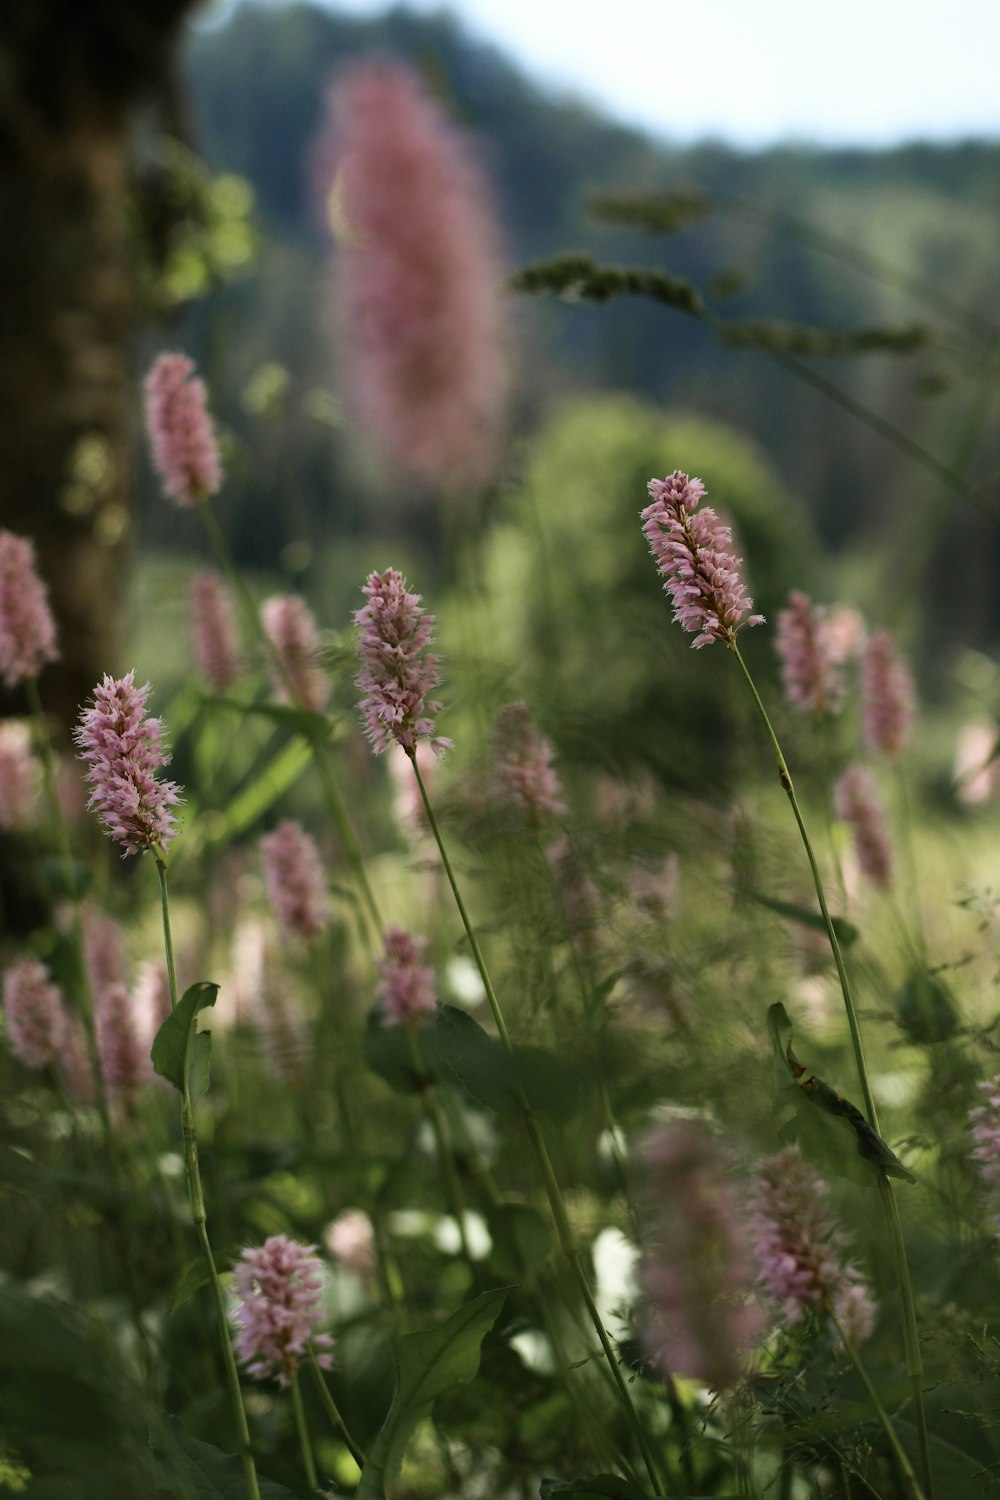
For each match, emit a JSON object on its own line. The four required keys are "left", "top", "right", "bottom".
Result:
{"left": 151, "top": 982, "right": 219, "bottom": 1101}
{"left": 358, "top": 1290, "right": 507, "bottom": 1500}
{"left": 895, "top": 966, "right": 959, "bottom": 1044}
{"left": 39, "top": 855, "right": 92, "bottom": 901}
{"left": 150, "top": 1413, "right": 301, "bottom": 1498}
{"left": 432, "top": 1005, "right": 522, "bottom": 1114}
{"left": 487, "top": 1202, "right": 554, "bottom": 1278}
{"left": 207, "top": 695, "right": 333, "bottom": 744}
{"left": 205, "top": 739, "right": 312, "bottom": 845}
{"left": 741, "top": 888, "right": 858, "bottom": 947}
{"left": 363, "top": 1009, "right": 440, "bottom": 1095}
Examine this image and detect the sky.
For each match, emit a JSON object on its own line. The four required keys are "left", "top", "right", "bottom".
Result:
{"left": 198, "top": 0, "right": 1000, "bottom": 148}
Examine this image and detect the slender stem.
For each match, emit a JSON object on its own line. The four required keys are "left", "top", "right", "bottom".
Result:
{"left": 832, "top": 1313, "right": 926, "bottom": 1500}
{"left": 156, "top": 856, "right": 261, "bottom": 1500}
{"left": 309, "top": 1351, "right": 367, "bottom": 1470}
{"left": 406, "top": 1027, "right": 477, "bottom": 1277}
{"left": 410, "top": 755, "right": 665, "bottom": 1496}
{"left": 878, "top": 1174, "right": 934, "bottom": 1500}
{"left": 291, "top": 1370, "right": 319, "bottom": 1492}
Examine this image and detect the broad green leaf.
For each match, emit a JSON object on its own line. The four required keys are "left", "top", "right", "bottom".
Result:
{"left": 358, "top": 1290, "right": 507, "bottom": 1500}
{"left": 363, "top": 1009, "right": 440, "bottom": 1095}
{"left": 39, "top": 855, "right": 92, "bottom": 900}
{"left": 741, "top": 888, "right": 858, "bottom": 947}
{"left": 895, "top": 966, "right": 959, "bottom": 1044}
{"left": 432, "top": 1005, "right": 522, "bottom": 1114}
{"left": 207, "top": 695, "right": 333, "bottom": 744}
{"left": 150, "top": 1413, "right": 301, "bottom": 1499}
{"left": 152, "top": 982, "right": 219, "bottom": 1101}
{"left": 488, "top": 1202, "right": 554, "bottom": 1278}
{"left": 206, "top": 739, "right": 312, "bottom": 844}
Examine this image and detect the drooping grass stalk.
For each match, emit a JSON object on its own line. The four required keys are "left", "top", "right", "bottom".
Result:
{"left": 155, "top": 854, "right": 262, "bottom": 1500}
{"left": 729, "top": 641, "right": 933, "bottom": 1500}
{"left": 309, "top": 1349, "right": 368, "bottom": 1470}
{"left": 409, "top": 754, "right": 666, "bottom": 1496}
{"left": 290, "top": 1369, "right": 319, "bottom": 1492}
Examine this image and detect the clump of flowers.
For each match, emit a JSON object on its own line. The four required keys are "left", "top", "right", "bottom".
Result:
{"left": 95, "top": 981, "right": 150, "bottom": 1110}
{"left": 376, "top": 925, "right": 437, "bottom": 1026}
{"left": 2, "top": 959, "right": 66, "bottom": 1070}
{"left": 191, "top": 570, "right": 240, "bottom": 692}
{"left": 638, "top": 1122, "right": 762, "bottom": 1389}
{"left": 74, "top": 672, "right": 182, "bottom": 857}
{"left": 491, "top": 702, "right": 566, "bottom": 828}
{"left": 324, "top": 1209, "right": 376, "bottom": 1279}
{"left": 0, "top": 721, "right": 40, "bottom": 830}
{"left": 355, "top": 568, "right": 450, "bottom": 757}
{"left": 320, "top": 56, "right": 509, "bottom": 492}
{"left": 144, "top": 353, "right": 222, "bottom": 507}
{"left": 642, "top": 471, "right": 764, "bottom": 648}
{"left": 862, "top": 629, "right": 915, "bottom": 760}
{"left": 262, "top": 594, "right": 329, "bottom": 714}
{"left": 970, "top": 1074, "right": 1000, "bottom": 1238}
{"left": 262, "top": 820, "right": 329, "bottom": 943}
{"left": 775, "top": 590, "right": 850, "bottom": 715}
{"left": 0, "top": 530, "right": 59, "bottom": 688}
{"left": 748, "top": 1144, "right": 877, "bottom": 1346}
{"left": 232, "top": 1235, "right": 333, "bottom": 1386}
{"left": 834, "top": 765, "right": 893, "bottom": 889}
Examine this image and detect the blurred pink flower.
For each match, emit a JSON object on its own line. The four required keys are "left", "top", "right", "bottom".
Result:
{"left": 2, "top": 959, "right": 66, "bottom": 1069}
{"left": 355, "top": 568, "right": 450, "bottom": 757}
{"left": 0, "top": 722, "right": 40, "bottom": 830}
{"left": 322, "top": 56, "right": 509, "bottom": 492}
{"left": 191, "top": 570, "right": 240, "bottom": 693}
{"left": 491, "top": 702, "right": 566, "bottom": 828}
{"left": 970, "top": 1074, "right": 1000, "bottom": 1238}
{"left": 377, "top": 925, "right": 436, "bottom": 1026}
{"left": 95, "top": 980, "right": 151, "bottom": 1109}
{"left": 262, "top": 594, "right": 329, "bottom": 713}
{"left": 953, "top": 718, "right": 999, "bottom": 807}
{"left": 775, "top": 590, "right": 848, "bottom": 715}
{"left": 133, "top": 958, "right": 173, "bottom": 1045}
{"left": 639, "top": 1122, "right": 762, "bottom": 1388}
{"left": 642, "top": 471, "right": 764, "bottom": 649}
{"left": 749, "top": 1145, "right": 877, "bottom": 1345}
{"left": 144, "top": 353, "right": 222, "bottom": 507}
{"left": 82, "top": 906, "right": 127, "bottom": 995}
{"left": 862, "top": 629, "right": 915, "bottom": 760}
{"left": 834, "top": 765, "right": 893, "bottom": 889}
{"left": 75, "top": 673, "right": 181, "bottom": 856}
{"left": 232, "top": 1235, "right": 333, "bottom": 1386}
{"left": 629, "top": 852, "right": 681, "bottom": 925}
{"left": 0, "top": 531, "right": 59, "bottom": 689}
{"left": 262, "top": 820, "right": 328, "bottom": 943}
{"left": 324, "top": 1208, "right": 376, "bottom": 1279}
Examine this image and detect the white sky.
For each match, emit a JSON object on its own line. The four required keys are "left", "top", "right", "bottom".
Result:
{"left": 199, "top": 0, "right": 1000, "bottom": 147}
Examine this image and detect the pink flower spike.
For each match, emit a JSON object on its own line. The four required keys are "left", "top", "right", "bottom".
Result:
{"left": 0, "top": 721, "right": 40, "bottom": 830}
{"left": 0, "top": 531, "right": 59, "bottom": 689}
{"left": 862, "top": 629, "right": 915, "bottom": 760}
{"left": 191, "top": 570, "right": 240, "bottom": 693}
{"left": 324, "top": 1209, "right": 376, "bottom": 1279}
{"left": 232, "top": 1235, "right": 333, "bottom": 1386}
{"left": 74, "top": 672, "right": 182, "bottom": 857}
{"left": 355, "top": 568, "right": 451, "bottom": 758}
{"left": 491, "top": 703, "right": 566, "bottom": 829}
{"left": 262, "top": 594, "right": 329, "bottom": 714}
{"left": 970, "top": 1074, "right": 1000, "bottom": 1238}
{"left": 321, "top": 57, "right": 509, "bottom": 492}
{"left": 775, "top": 591, "right": 848, "bottom": 715}
{"left": 834, "top": 764, "right": 893, "bottom": 889}
{"left": 642, "top": 472, "right": 764, "bottom": 649}
{"left": 3, "top": 959, "right": 66, "bottom": 1070}
{"left": 262, "top": 820, "right": 329, "bottom": 943}
{"left": 144, "top": 353, "right": 222, "bottom": 507}
{"left": 95, "top": 980, "right": 151, "bottom": 1110}
{"left": 377, "top": 925, "right": 437, "bottom": 1027}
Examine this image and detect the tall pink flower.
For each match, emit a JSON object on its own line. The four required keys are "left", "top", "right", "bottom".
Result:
{"left": 144, "top": 353, "right": 222, "bottom": 507}
{"left": 232, "top": 1235, "right": 333, "bottom": 1386}
{"left": 775, "top": 591, "right": 849, "bottom": 715}
{"left": 262, "top": 595, "right": 329, "bottom": 714}
{"left": 191, "top": 570, "right": 240, "bottom": 692}
{"left": 638, "top": 1123, "right": 762, "bottom": 1388}
{"left": 82, "top": 906, "right": 127, "bottom": 994}
{"left": 970, "top": 1074, "right": 1000, "bottom": 1238}
{"left": 642, "top": 472, "right": 764, "bottom": 649}
{"left": 74, "top": 673, "right": 182, "bottom": 856}
{"left": 262, "top": 820, "right": 329, "bottom": 943}
{"left": 376, "top": 925, "right": 436, "bottom": 1026}
{"left": 95, "top": 981, "right": 150, "bottom": 1109}
{"left": 862, "top": 629, "right": 915, "bottom": 760}
{"left": 0, "top": 531, "right": 59, "bottom": 688}
{"left": 834, "top": 765, "right": 893, "bottom": 889}
{"left": 0, "top": 721, "right": 40, "bottom": 830}
{"left": 2, "top": 959, "right": 66, "bottom": 1069}
{"left": 491, "top": 702, "right": 566, "bottom": 828}
{"left": 748, "top": 1145, "right": 877, "bottom": 1346}
{"left": 322, "top": 57, "right": 508, "bottom": 492}
{"left": 355, "top": 568, "right": 450, "bottom": 757}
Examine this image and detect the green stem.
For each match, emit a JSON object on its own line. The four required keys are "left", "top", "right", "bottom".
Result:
{"left": 832, "top": 1312, "right": 926, "bottom": 1500}
{"left": 309, "top": 1351, "right": 367, "bottom": 1470}
{"left": 291, "top": 1370, "right": 319, "bottom": 1492}
{"left": 406, "top": 1027, "right": 477, "bottom": 1277}
{"left": 410, "top": 756, "right": 665, "bottom": 1496}
{"left": 156, "top": 856, "right": 261, "bottom": 1500}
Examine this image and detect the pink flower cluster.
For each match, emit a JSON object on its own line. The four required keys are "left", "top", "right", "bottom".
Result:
{"left": 355, "top": 568, "right": 450, "bottom": 757}
{"left": 324, "top": 1208, "right": 376, "bottom": 1279}
{"left": 748, "top": 1145, "right": 876, "bottom": 1346}
{"left": 95, "top": 981, "right": 152, "bottom": 1109}
{"left": 262, "top": 594, "right": 329, "bottom": 714}
{"left": 775, "top": 590, "right": 849, "bottom": 715}
{"left": 0, "top": 721, "right": 40, "bottom": 830}
{"left": 191, "top": 571, "right": 240, "bottom": 693}
{"left": 642, "top": 471, "right": 764, "bottom": 649}
{"left": 862, "top": 629, "right": 915, "bottom": 759}
{"left": 377, "top": 925, "right": 437, "bottom": 1026}
{"left": 639, "top": 1123, "right": 762, "bottom": 1389}
{"left": 834, "top": 764, "right": 893, "bottom": 889}
{"left": 970, "top": 1074, "right": 1000, "bottom": 1238}
{"left": 323, "top": 57, "right": 508, "bottom": 492}
{"left": 2, "top": 959, "right": 66, "bottom": 1069}
{"left": 491, "top": 703, "right": 566, "bottom": 828}
{"left": 144, "top": 353, "right": 222, "bottom": 507}
{"left": 0, "top": 531, "right": 59, "bottom": 689}
{"left": 232, "top": 1234, "right": 333, "bottom": 1386}
{"left": 262, "top": 820, "right": 329, "bottom": 943}
{"left": 74, "top": 673, "right": 182, "bottom": 856}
